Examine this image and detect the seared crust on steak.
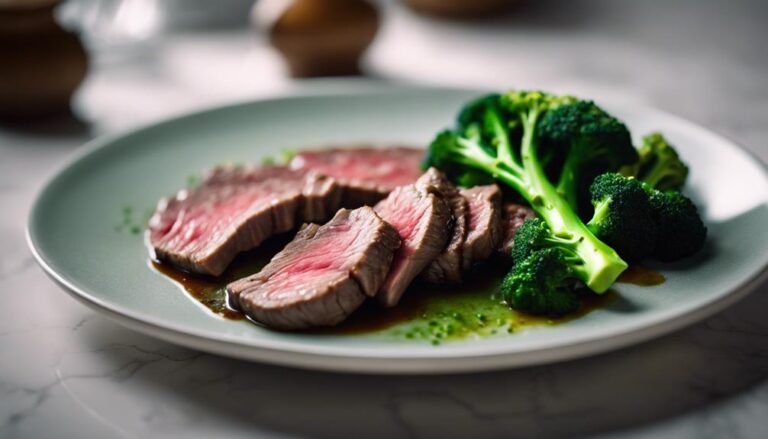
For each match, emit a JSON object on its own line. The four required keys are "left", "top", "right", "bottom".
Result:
{"left": 419, "top": 169, "right": 469, "bottom": 284}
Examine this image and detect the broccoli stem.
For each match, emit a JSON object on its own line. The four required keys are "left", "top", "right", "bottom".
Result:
{"left": 587, "top": 198, "right": 612, "bottom": 230}
{"left": 446, "top": 106, "right": 628, "bottom": 293}
{"left": 640, "top": 163, "right": 670, "bottom": 190}
{"left": 455, "top": 137, "right": 525, "bottom": 189}
{"left": 515, "top": 111, "right": 627, "bottom": 293}
{"left": 487, "top": 109, "right": 515, "bottom": 165}
{"left": 555, "top": 153, "right": 580, "bottom": 209}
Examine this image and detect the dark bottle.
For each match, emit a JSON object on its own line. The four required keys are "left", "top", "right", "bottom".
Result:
{"left": 0, "top": 0, "right": 88, "bottom": 121}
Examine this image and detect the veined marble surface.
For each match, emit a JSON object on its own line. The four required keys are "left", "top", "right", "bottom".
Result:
{"left": 2, "top": 1, "right": 767, "bottom": 438}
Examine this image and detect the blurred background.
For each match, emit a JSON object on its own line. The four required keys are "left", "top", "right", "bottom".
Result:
{"left": 1, "top": 0, "right": 766, "bottom": 150}
{"left": 2, "top": 2, "right": 768, "bottom": 438}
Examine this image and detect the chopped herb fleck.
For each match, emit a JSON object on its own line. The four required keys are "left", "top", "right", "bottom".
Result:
{"left": 261, "top": 156, "right": 276, "bottom": 166}
{"left": 280, "top": 149, "right": 296, "bottom": 163}
{"left": 116, "top": 205, "right": 151, "bottom": 236}
{"left": 186, "top": 175, "right": 201, "bottom": 187}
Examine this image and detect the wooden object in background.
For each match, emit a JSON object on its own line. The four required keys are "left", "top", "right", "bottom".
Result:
{"left": 0, "top": 0, "right": 88, "bottom": 120}
{"left": 254, "top": 0, "right": 380, "bottom": 77}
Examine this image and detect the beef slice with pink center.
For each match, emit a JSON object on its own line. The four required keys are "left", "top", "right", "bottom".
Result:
{"left": 460, "top": 184, "right": 503, "bottom": 271}
{"left": 374, "top": 168, "right": 452, "bottom": 306}
{"left": 149, "top": 165, "right": 341, "bottom": 276}
{"left": 226, "top": 207, "right": 400, "bottom": 329}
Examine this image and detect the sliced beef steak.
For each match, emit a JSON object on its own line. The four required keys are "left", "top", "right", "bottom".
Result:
{"left": 419, "top": 170, "right": 469, "bottom": 284}
{"left": 374, "top": 169, "right": 452, "bottom": 306}
{"left": 226, "top": 207, "right": 400, "bottom": 329}
{"left": 460, "top": 185, "right": 503, "bottom": 271}
{"left": 497, "top": 202, "right": 536, "bottom": 259}
{"left": 149, "top": 166, "right": 341, "bottom": 276}
{"left": 290, "top": 146, "right": 424, "bottom": 206}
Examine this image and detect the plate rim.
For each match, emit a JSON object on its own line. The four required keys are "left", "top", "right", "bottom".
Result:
{"left": 26, "top": 83, "right": 768, "bottom": 374}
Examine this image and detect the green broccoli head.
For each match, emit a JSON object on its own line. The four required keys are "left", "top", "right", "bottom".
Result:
{"left": 500, "top": 90, "right": 577, "bottom": 116}
{"left": 509, "top": 212, "right": 625, "bottom": 295}
{"left": 510, "top": 218, "right": 550, "bottom": 264}
{"left": 423, "top": 90, "right": 629, "bottom": 295}
{"left": 645, "top": 187, "right": 707, "bottom": 261}
{"left": 456, "top": 93, "right": 508, "bottom": 140}
{"left": 587, "top": 173, "right": 657, "bottom": 262}
{"left": 585, "top": 173, "right": 706, "bottom": 262}
{"left": 422, "top": 130, "right": 457, "bottom": 169}
{"left": 537, "top": 100, "right": 638, "bottom": 215}
{"left": 501, "top": 248, "right": 580, "bottom": 315}
{"left": 621, "top": 132, "right": 689, "bottom": 191}
{"left": 538, "top": 100, "right": 634, "bottom": 157}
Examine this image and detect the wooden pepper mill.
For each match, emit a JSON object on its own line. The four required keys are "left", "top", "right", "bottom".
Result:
{"left": 0, "top": 0, "right": 88, "bottom": 121}
{"left": 253, "top": 0, "right": 380, "bottom": 77}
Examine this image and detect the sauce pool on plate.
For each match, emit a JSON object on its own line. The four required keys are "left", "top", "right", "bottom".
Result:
{"left": 617, "top": 265, "right": 666, "bottom": 286}
{"left": 150, "top": 239, "right": 652, "bottom": 344}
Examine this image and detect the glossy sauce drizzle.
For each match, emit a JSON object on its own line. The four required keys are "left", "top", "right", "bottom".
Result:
{"left": 151, "top": 261, "right": 244, "bottom": 320}
{"left": 152, "top": 247, "right": 623, "bottom": 343}
{"left": 617, "top": 265, "right": 666, "bottom": 286}
{"left": 150, "top": 233, "right": 294, "bottom": 320}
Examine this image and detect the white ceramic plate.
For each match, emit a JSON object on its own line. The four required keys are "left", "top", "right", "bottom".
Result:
{"left": 28, "top": 85, "right": 768, "bottom": 374}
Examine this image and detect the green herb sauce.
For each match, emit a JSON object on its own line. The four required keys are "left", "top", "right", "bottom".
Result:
{"left": 152, "top": 239, "right": 618, "bottom": 344}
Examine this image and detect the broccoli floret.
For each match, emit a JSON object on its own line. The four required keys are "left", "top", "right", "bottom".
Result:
{"left": 621, "top": 132, "right": 689, "bottom": 191}
{"left": 586, "top": 173, "right": 657, "bottom": 262}
{"left": 510, "top": 218, "right": 599, "bottom": 293}
{"left": 500, "top": 248, "right": 580, "bottom": 315}
{"left": 425, "top": 91, "right": 627, "bottom": 293}
{"left": 511, "top": 217, "right": 594, "bottom": 267}
{"left": 584, "top": 173, "right": 706, "bottom": 262}
{"left": 510, "top": 218, "right": 550, "bottom": 264}
{"left": 644, "top": 187, "right": 707, "bottom": 261}
{"left": 538, "top": 100, "right": 638, "bottom": 215}
{"left": 612, "top": 132, "right": 703, "bottom": 261}
{"left": 457, "top": 93, "right": 509, "bottom": 142}
{"left": 424, "top": 95, "right": 503, "bottom": 187}
{"left": 424, "top": 90, "right": 628, "bottom": 294}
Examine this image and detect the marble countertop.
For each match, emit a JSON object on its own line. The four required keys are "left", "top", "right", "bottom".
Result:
{"left": 2, "top": 1, "right": 767, "bottom": 437}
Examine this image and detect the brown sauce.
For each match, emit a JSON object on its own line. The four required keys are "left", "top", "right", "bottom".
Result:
{"left": 617, "top": 265, "right": 666, "bottom": 286}
{"left": 150, "top": 233, "right": 294, "bottom": 320}
{"left": 151, "top": 245, "right": 623, "bottom": 343}
{"left": 515, "top": 289, "right": 618, "bottom": 326}
{"left": 151, "top": 261, "right": 244, "bottom": 320}
{"left": 313, "top": 285, "right": 617, "bottom": 337}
